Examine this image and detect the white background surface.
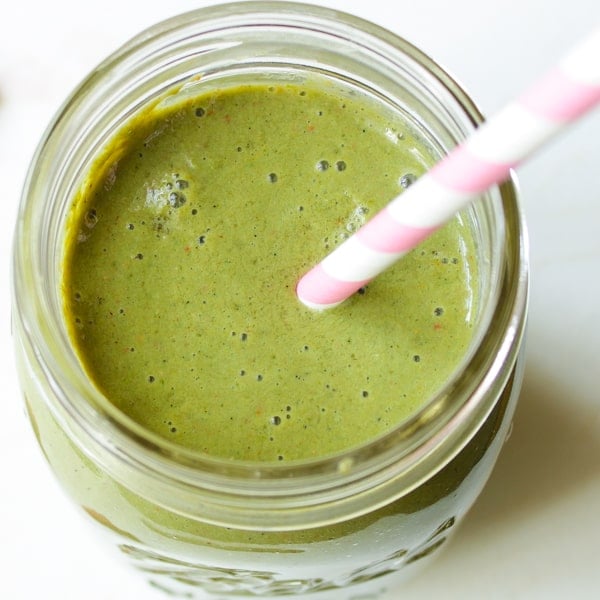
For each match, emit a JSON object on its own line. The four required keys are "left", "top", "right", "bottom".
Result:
{"left": 1, "top": 1, "right": 599, "bottom": 598}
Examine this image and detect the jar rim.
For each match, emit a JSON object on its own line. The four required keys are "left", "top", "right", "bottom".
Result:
{"left": 12, "top": 1, "right": 528, "bottom": 528}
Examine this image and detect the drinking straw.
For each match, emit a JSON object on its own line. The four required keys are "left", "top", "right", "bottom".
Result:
{"left": 296, "top": 27, "right": 600, "bottom": 309}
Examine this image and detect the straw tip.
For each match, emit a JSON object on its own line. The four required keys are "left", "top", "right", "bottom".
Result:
{"left": 295, "top": 268, "right": 338, "bottom": 310}
{"left": 296, "top": 294, "right": 343, "bottom": 311}
{"left": 296, "top": 265, "right": 369, "bottom": 310}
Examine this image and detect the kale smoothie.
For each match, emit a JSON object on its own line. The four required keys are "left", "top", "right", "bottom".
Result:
{"left": 13, "top": 6, "right": 528, "bottom": 598}
{"left": 62, "top": 81, "right": 477, "bottom": 462}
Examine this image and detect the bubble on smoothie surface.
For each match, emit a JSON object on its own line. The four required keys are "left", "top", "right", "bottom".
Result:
{"left": 270, "top": 415, "right": 281, "bottom": 426}
{"left": 146, "top": 174, "right": 189, "bottom": 210}
{"left": 151, "top": 216, "right": 171, "bottom": 237}
{"left": 267, "top": 172, "right": 278, "bottom": 183}
{"left": 316, "top": 159, "right": 330, "bottom": 172}
{"left": 399, "top": 173, "right": 417, "bottom": 189}
{"left": 325, "top": 206, "right": 367, "bottom": 248}
{"left": 384, "top": 127, "right": 405, "bottom": 144}
{"left": 168, "top": 192, "right": 186, "bottom": 208}
{"left": 84, "top": 209, "right": 98, "bottom": 228}
{"left": 164, "top": 419, "right": 177, "bottom": 434}
{"left": 335, "top": 160, "right": 347, "bottom": 172}
{"left": 339, "top": 205, "right": 370, "bottom": 239}
{"left": 195, "top": 107, "right": 206, "bottom": 117}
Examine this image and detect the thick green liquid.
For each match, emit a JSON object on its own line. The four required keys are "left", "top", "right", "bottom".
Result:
{"left": 63, "top": 82, "right": 477, "bottom": 462}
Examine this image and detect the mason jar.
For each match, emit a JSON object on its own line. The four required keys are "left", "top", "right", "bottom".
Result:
{"left": 11, "top": 2, "right": 528, "bottom": 599}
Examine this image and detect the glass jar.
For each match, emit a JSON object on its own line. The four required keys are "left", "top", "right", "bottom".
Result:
{"left": 12, "top": 2, "right": 528, "bottom": 599}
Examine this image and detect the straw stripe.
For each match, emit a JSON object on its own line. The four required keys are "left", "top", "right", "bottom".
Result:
{"left": 560, "top": 31, "right": 600, "bottom": 85}
{"left": 355, "top": 208, "right": 438, "bottom": 253}
{"left": 296, "top": 27, "right": 600, "bottom": 309}
{"left": 429, "top": 146, "right": 513, "bottom": 194}
{"left": 464, "top": 103, "right": 563, "bottom": 164}
{"left": 320, "top": 235, "right": 402, "bottom": 281}
{"left": 519, "top": 67, "right": 600, "bottom": 121}
{"left": 385, "top": 176, "right": 471, "bottom": 228}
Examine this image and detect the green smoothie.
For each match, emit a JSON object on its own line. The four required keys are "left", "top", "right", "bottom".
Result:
{"left": 62, "top": 81, "right": 477, "bottom": 463}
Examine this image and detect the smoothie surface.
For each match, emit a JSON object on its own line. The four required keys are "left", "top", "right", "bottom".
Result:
{"left": 62, "top": 81, "right": 477, "bottom": 461}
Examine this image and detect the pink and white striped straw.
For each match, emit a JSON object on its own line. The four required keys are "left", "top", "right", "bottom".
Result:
{"left": 297, "top": 27, "right": 600, "bottom": 310}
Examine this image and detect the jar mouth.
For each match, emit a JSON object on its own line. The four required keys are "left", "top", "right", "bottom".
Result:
{"left": 12, "top": 1, "right": 528, "bottom": 526}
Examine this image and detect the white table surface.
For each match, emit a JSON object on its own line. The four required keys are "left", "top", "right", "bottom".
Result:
{"left": 1, "top": 1, "right": 599, "bottom": 598}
